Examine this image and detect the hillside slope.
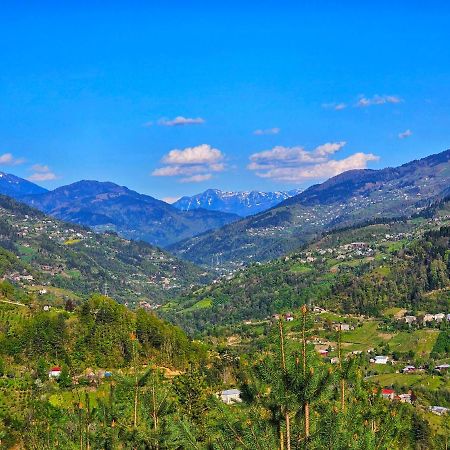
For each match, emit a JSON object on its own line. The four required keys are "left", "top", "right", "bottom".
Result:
{"left": 170, "top": 149, "right": 450, "bottom": 268}
{"left": 0, "top": 195, "right": 208, "bottom": 305}
{"left": 0, "top": 171, "right": 48, "bottom": 197}
{"left": 19, "top": 180, "right": 240, "bottom": 247}
{"left": 165, "top": 197, "right": 450, "bottom": 333}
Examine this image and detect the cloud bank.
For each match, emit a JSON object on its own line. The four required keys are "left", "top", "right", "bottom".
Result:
{"left": 247, "top": 142, "right": 379, "bottom": 183}
{"left": 152, "top": 144, "right": 225, "bottom": 183}
{"left": 158, "top": 116, "right": 205, "bottom": 127}
{"left": 356, "top": 95, "right": 402, "bottom": 107}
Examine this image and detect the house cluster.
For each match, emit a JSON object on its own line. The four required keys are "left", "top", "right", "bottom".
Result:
{"left": 138, "top": 300, "right": 161, "bottom": 311}
{"left": 7, "top": 273, "right": 34, "bottom": 283}
{"left": 272, "top": 313, "right": 294, "bottom": 322}
{"left": 400, "top": 312, "right": 450, "bottom": 325}
{"left": 376, "top": 388, "right": 413, "bottom": 404}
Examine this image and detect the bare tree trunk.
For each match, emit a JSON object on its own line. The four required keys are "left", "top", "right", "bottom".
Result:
{"left": 152, "top": 384, "right": 158, "bottom": 430}
{"left": 338, "top": 324, "right": 345, "bottom": 412}
{"left": 301, "top": 305, "right": 310, "bottom": 439}
{"left": 279, "top": 425, "right": 284, "bottom": 450}
{"left": 278, "top": 319, "right": 291, "bottom": 450}
{"left": 305, "top": 403, "right": 310, "bottom": 438}
{"left": 285, "top": 414, "right": 291, "bottom": 450}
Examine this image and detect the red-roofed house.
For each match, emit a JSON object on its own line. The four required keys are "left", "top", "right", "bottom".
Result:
{"left": 381, "top": 389, "right": 396, "bottom": 400}
{"left": 49, "top": 366, "right": 62, "bottom": 378}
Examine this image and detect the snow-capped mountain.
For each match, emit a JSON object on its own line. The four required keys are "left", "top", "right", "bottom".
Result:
{"left": 0, "top": 172, "right": 48, "bottom": 198}
{"left": 173, "top": 188, "right": 302, "bottom": 217}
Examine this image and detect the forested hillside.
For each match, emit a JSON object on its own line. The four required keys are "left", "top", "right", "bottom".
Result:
{"left": 171, "top": 150, "right": 450, "bottom": 268}
{"left": 165, "top": 200, "right": 450, "bottom": 334}
{"left": 0, "top": 195, "right": 208, "bottom": 305}
{"left": 0, "top": 284, "right": 447, "bottom": 449}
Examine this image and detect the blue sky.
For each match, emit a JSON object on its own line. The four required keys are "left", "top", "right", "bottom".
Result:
{"left": 1, "top": 1, "right": 450, "bottom": 201}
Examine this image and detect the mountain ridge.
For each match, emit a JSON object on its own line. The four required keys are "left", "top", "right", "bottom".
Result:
{"left": 0, "top": 171, "right": 48, "bottom": 198}
{"left": 173, "top": 188, "right": 302, "bottom": 216}
{"left": 13, "top": 180, "right": 240, "bottom": 247}
{"left": 170, "top": 149, "right": 450, "bottom": 268}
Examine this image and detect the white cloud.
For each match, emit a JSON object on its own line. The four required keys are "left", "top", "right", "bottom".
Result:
{"left": 158, "top": 116, "right": 205, "bottom": 127}
{"left": 180, "top": 174, "right": 212, "bottom": 183}
{"left": 27, "top": 164, "right": 58, "bottom": 182}
{"left": 0, "top": 153, "right": 26, "bottom": 166}
{"left": 162, "top": 144, "right": 223, "bottom": 165}
{"left": 356, "top": 95, "right": 402, "bottom": 107}
{"left": 322, "top": 102, "right": 347, "bottom": 111}
{"left": 248, "top": 142, "right": 378, "bottom": 183}
{"left": 253, "top": 127, "right": 280, "bottom": 135}
{"left": 398, "top": 129, "right": 413, "bottom": 139}
{"left": 152, "top": 144, "right": 225, "bottom": 183}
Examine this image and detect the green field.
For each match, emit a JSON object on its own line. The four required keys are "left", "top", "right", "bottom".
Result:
{"left": 389, "top": 329, "right": 440, "bottom": 356}
{"left": 183, "top": 298, "right": 213, "bottom": 312}
{"left": 49, "top": 383, "right": 111, "bottom": 409}
{"left": 290, "top": 263, "right": 312, "bottom": 274}
{"left": 341, "top": 321, "right": 389, "bottom": 350}
{"left": 370, "top": 373, "right": 445, "bottom": 391}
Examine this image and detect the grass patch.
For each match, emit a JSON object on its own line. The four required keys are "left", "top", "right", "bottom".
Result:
{"left": 341, "top": 321, "right": 388, "bottom": 350}
{"left": 49, "top": 383, "right": 111, "bottom": 409}
{"left": 183, "top": 298, "right": 213, "bottom": 312}
{"left": 370, "top": 373, "right": 444, "bottom": 391}
{"left": 290, "top": 263, "right": 312, "bottom": 274}
{"left": 64, "top": 239, "right": 81, "bottom": 245}
{"left": 389, "top": 329, "right": 440, "bottom": 356}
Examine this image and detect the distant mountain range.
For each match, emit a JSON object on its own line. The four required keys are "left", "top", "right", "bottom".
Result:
{"left": 17, "top": 181, "right": 240, "bottom": 247}
{"left": 173, "top": 188, "right": 302, "bottom": 217}
{"left": 169, "top": 149, "right": 450, "bottom": 268}
{"left": 0, "top": 177, "right": 240, "bottom": 247}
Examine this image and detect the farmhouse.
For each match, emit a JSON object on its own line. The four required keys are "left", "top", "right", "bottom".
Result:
{"left": 333, "top": 323, "right": 351, "bottom": 331}
{"left": 397, "top": 393, "right": 412, "bottom": 404}
{"left": 435, "top": 364, "right": 450, "bottom": 373}
{"left": 220, "top": 389, "right": 242, "bottom": 405}
{"left": 49, "top": 367, "right": 62, "bottom": 378}
{"left": 381, "top": 389, "right": 396, "bottom": 400}
{"left": 429, "top": 406, "right": 448, "bottom": 416}
{"left": 373, "top": 356, "right": 389, "bottom": 365}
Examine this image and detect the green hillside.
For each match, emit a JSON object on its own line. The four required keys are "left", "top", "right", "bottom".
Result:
{"left": 165, "top": 202, "right": 450, "bottom": 334}
{"left": 171, "top": 150, "right": 450, "bottom": 269}
{"left": 0, "top": 195, "right": 209, "bottom": 306}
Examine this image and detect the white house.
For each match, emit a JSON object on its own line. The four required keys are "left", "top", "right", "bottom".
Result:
{"left": 333, "top": 323, "right": 351, "bottom": 331}
{"left": 422, "top": 314, "right": 434, "bottom": 323}
{"left": 220, "top": 389, "right": 242, "bottom": 405}
{"left": 374, "top": 356, "right": 389, "bottom": 365}
{"left": 434, "top": 313, "right": 445, "bottom": 322}
{"left": 402, "top": 365, "right": 416, "bottom": 373}
{"left": 429, "top": 406, "right": 448, "bottom": 416}
{"left": 403, "top": 316, "right": 416, "bottom": 324}
{"left": 398, "top": 393, "right": 412, "bottom": 404}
